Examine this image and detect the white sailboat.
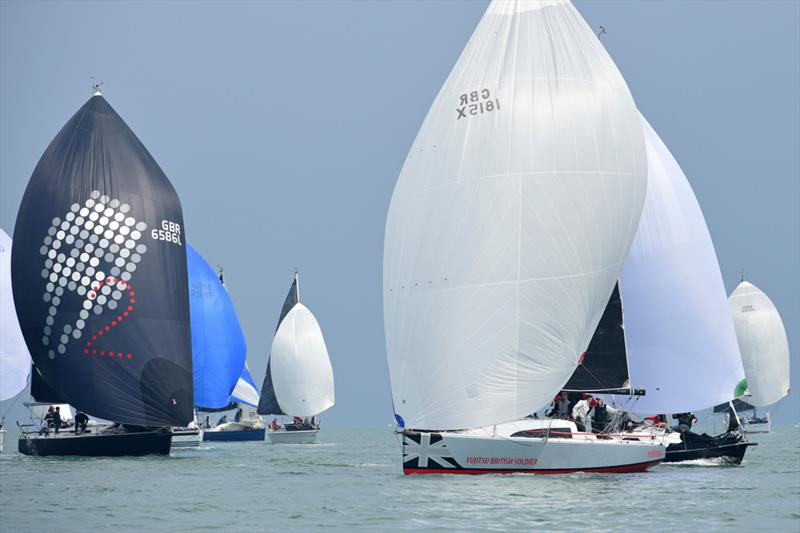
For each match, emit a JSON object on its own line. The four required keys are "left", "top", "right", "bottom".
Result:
{"left": 259, "top": 274, "right": 335, "bottom": 444}
{"left": 728, "top": 281, "right": 791, "bottom": 434}
{"left": 0, "top": 229, "right": 31, "bottom": 453}
{"left": 384, "top": 0, "right": 663, "bottom": 474}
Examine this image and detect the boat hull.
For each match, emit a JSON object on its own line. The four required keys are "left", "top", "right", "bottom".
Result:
{"left": 18, "top": 429, "right": 172, "bottom": 457}
{"left": 268, "top": 429, "right": 319, "bottom": 444}
{"left": 402, "top": 420, "right": 665, "bottom": 475}
{"left": 171, "top": 428, "right": 203, "bottom": 448}
{"left": 203, "top": 427, "right": 265, "bottom": 442}
{"left": 0, "top": 429, "right": 5, "bottom": 453}
{"left": 743, "top": 416, "right": 771, "bottom": 434}
{"left": 664, "top": 431, "right": 756, "bottom": 464}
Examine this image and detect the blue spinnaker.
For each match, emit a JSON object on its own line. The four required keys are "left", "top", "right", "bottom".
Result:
{"left": 188, "top": 244, "right": 247, "bottom": 409}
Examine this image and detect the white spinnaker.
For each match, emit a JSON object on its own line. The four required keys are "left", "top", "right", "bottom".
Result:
{"left": 615, "top": 115, "right": 744, "bottom": 414}
{"left": 729, "top": 281, "right": 790, "bottom": 407}
{"left": 270, "top": 304, "right": 335, "bottom": 417}
{"left": 1, "top": 228, "right": 30, "bottom": 401}
{"left": 383, "top": 0, "right": 647, "bottom": 430}
{"left": 231, "top": 373, "right": 260, "bottom": 408}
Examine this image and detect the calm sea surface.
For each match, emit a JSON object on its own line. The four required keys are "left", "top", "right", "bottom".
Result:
{"left": 1, "top": 427, "right": 798, "bottom": 532}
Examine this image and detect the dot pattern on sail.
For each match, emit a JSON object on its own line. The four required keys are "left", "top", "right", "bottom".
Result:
{"left": 37, "top": 190, "right": 147, "bottom": 359}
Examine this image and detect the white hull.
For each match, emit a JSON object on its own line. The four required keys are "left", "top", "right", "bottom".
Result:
{"left": 402, "top": 420, "right": 665, "bottom": 475}
{"left": 171, "top": 428, "right": 203, "bottom": 448}
{"left": 0, "top": 429, "right": 5, "bottom": 453}
{"left": 743, "top": 418, "right": 771, "bottom": 434}
{"left": 206, "top": 420, "right": 265, "bottom": 433}
{"left": 268, "top": 429, "right": 319, "bottom": 444}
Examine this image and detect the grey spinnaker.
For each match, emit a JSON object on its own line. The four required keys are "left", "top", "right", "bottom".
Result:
{"left": 257, "top": 275, "right": 298, "bottom": 415}
{"left": 11, "top": 94, "right": 193, "bottom": 427}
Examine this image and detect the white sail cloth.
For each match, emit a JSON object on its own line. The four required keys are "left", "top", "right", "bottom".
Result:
{"left": 0, "top": 229, "right": 30, "bottom": 401}
{"left": 729, "top": 281, "right": 790, "bottom": 407}
{"left": 384, "top": 0, "right": 647, "bottom": 430}
{"left": 615, "top": 115, "right": 744, "bottom": 414}
{"left": 270, "top": 304, "right": 335, "bottom": 417}
{"left": 231, "top": 368, "right": 260, "bottom": 408}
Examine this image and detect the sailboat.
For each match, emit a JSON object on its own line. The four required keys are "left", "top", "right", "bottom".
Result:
{"left": 0, "top": 229, "right": 31, "bottom": 452}
{"left": 258, "top": 273, "right": 335, "bottom": 444}
{"left": 12, "top": 88, "right": 194, "bottom": 456}
{"left": 725, "top": 281, "right": 791, "bottom": 434}
{"left": 602, "top": 114, "right": 754, "bottom": 464}
{"left": 384, "top": 0, "right": 664, "bottom": 474}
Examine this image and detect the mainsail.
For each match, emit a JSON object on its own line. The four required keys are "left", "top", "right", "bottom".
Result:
{"left": 563, "top": 283, "right": 635, "bottom": 395}
{"left": 258, "top": 274, "right": 335, "bottom": 417}
{"left": 257, "top": 275, "right": 298, "bottom": 415}
{"left": 188, "top": 244, "right": 247, "bottom": 410}
{"left": 383, "top": 0, "right": 647, "bottom": 430}
{"left": 11, "top": 94, "right": 193, "bottom": 427}
{"left": 0, "top": 229, "right": 30, "bottom": 401}
{"left": 728, "top": 281, "right": 790, "bottom": 407}
{"left": 614, "top": 114, "right": 744, "bottom": 414}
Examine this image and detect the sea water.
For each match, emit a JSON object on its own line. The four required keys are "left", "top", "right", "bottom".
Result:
{"left": 0, "top": 427, "right": 798, "bottom": 532}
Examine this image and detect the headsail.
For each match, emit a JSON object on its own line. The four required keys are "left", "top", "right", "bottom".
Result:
{"left": 188, "top": 244, "right": 247, "bottom": 410}
{"left": 11, "top": 94, "right": 193, "bottom": 427}
{"left": 257, "top": 275, "right": 298, "bottom": 415}
{"left": 0, "top": 229, "right": 30, "bottom": 401}
{"left": 614, "top": 114, "right": 744, "bottom": 414}
{"left": 231, "top": 363, "right": 261, "bottom": 408}
{"left": 564, "top": 283, "right": 635, "bottom": 395}
{"left": 383, "top": 0, "right": 647, "bottom": 430}
{"left": 729, "top": 281, "right": 790, "bottom": 407}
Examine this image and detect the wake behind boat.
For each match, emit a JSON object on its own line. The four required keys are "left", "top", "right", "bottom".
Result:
{"left": 258, "top": 273, "right": 335, "bottom": 444}
{"left": 11, "top": 88, "right": 194, "bottom": 457}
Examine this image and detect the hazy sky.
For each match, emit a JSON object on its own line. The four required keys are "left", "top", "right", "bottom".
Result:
{"left": 1, "top": 1, "right": 798, "bottom": 428}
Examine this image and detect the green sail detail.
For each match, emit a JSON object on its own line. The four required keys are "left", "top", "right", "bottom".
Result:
{"left": 734, "top": 378, "right": 749, "bottom": 398}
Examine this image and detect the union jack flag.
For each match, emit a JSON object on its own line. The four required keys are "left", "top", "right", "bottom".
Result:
{"left": 402, "top": 432, "right": 460, "bottom": 469}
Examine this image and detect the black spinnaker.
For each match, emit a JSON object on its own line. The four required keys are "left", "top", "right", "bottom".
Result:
{"left": 257, "top": 274, "right": 299, "bottom": 415}
{"left": 564, "top": 283, "right": 640, "bottom": 395}
{"left": 11, "top": 93, "right": 193, "bottom": 427}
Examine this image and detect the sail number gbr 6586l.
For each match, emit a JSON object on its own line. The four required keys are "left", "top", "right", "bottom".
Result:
{"left": 151, "top": 220, "right": 182, "bottom": 245}
{"left": 456, "top": 89, "right": 500, "bottom": 120}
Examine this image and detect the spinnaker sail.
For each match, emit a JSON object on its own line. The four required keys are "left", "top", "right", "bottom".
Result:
{"left": 383, "top": 0, "right": 647, "bottom": 430}
{"left": 0, "top": 229, "right": 30, "bottom": 401}
{"left": 614, "top": 114, "right": 744, "bottom": 414}
{"left": 188, "top": 244, "right": 247, "bottom": 410}
{"left": 231, "top": 363, "right": 260, "bottom": 408}
{"left": 729, "top": 281, "right": 790, "bottom": 407}
{"left": 11, "top": 93, "right": 193, "bottom": 427}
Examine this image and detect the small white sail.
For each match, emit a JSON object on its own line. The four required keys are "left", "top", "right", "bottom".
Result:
{"left": 270, "top": 304, "right": 335, "bottom": 417}
{"left": 729, "top": 281, "right": 790, "bottom": 407}
{"left": 616, "top": 115, "right": 744, "bottom": 414}
{"left": 0, "top": 228, "right": 30, "bottom": 401}
{"left": 384, "top": 0, "right": 647, "bottom": 430}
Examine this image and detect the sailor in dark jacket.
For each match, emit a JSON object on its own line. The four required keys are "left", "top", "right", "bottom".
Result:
{"left": 673, "top": 412, "right": 697, "bottom": 433}
{"left": 52, "top": 406, "right": 62, "bottom": 434}
{"left": 591, "top": 397, "right": 618, "bottom": 433}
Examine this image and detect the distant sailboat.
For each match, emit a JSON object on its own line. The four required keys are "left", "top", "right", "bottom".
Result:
{"left": 608, "top": 114, "right": 753, "bottom": 464}
{"left": 0, "top": 229, "right": 31, "bottom": 452}
{"left": 384, "top": 0, "right": 662, "bottom": 474}
{"left": 258, "top": 273, "right": 334, "bottom": 444}
{"left": 12, "top": 90, "right": 193, "bottom": 456}
{"left": 726, "top": 281, "right": 791, "bottom": 434}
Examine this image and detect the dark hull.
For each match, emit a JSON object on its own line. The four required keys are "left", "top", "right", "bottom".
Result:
{"left": 203, "top": 428, "right": 265, "bottom": 442}
{"left": 18, "top": 429, "right": 172, "bottom": 457}
{"left": 665, "top": 431, "right": 755, "bottom": 465}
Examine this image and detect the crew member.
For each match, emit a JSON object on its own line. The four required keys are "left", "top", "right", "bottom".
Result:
{"left": 74, "top": 410, "right": 90, "bottom": 434}
{"left": 571, "top": 395, "right": 594, "bottom": 434}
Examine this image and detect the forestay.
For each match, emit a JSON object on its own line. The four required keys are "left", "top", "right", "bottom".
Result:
{"left": 11, "top": 94, "right": 193, "bottom": 427}
{"left": 729, "top": 281, "right": 790, "bottom": 407}
{"left": 383, "top": 0, "right": 647, "bottom": 430}
{"left": 0, "top": 229, "right": 30, "bottom": 401}
{"left": 269, "top": 304, "right": 335, "bottom": 417}
{"left": 613, "top": 115, "right": 744, "bottom": 414}
{"left": 188, "top": 244, "right": 247, "bottom": 409}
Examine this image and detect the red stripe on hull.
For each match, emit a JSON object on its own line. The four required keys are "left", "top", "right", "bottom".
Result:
{"left": 403, "top": 460, "right": 661, "bottom": 476}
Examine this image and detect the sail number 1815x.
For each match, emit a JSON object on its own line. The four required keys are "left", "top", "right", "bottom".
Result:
{"left": 456, "top": 88, "right": 500, "bottom": 120}
{"left": 151, "top": 220, "right": 182, "bottom": 245}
